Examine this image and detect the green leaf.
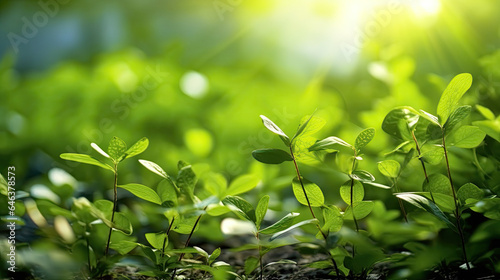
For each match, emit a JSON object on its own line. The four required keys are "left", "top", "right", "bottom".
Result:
{"left": 355, "top": 128, "right": 375, "bottom": 152}
{"left": 203, "top": 172, "right": 227, "bottom": 197}
{"left": 292, "top": 177, "right": 324, "bottom": 207}
{"left": 473, "top": 119, "right": 500, "bottom": 142}
{"left": 118, "top": 184, "right": 162, "bottom": 205}
{"left": 340, "top": 180, "right": 364, "bottom": 205}
{"left": 292, "top": 113, "right": 325, "bottom": 142}
{"left": 322, "top": 206, "right": 343, "bottom": 233}
{"left": 448, "top": 125, "right": 486, "bottom": 148}
{"left": 260, "top": 115, "right": 290, "bottom": 146}
{"left": 60, "top": 153, "right": 114, "bottom": 172}
{"left": 420, "top": 145, "right": 444, "bottom": 165}
{"left": 457, "top": 183, "right": 484, "bottom": 204}
{"left": 177, "top": 164, "right": 197, "bottom": 201}
{"left": 157, "top": 179, "right": 178, "bottom": 206}
{"left": 396, "top": 193, "right": 457, "bottom": 232}
{"left": 139, "top": 159, "right": 168, "bottom": 179}
{"left": 252, "top": 149, "right": 293, "bottom": 164}
{"left": 255, "top": 195, "right": 269, "bottom": 229}
{"left": 308, "top": 136, "right": 353, "bottom": 151}
{"left": 194, "top": 246, "right": 209, "bottom": 258}
{"left": 422, "top": 174, "right": 452, "bottom": 196}
{"left": 344, "top": 201, "right": 373, "bottom": 220}
{"left": 110, "top": 240, "right": 137, "bottom": 255}
{"left": 414, "top": 192, "right": 455, "bottom": 213}
{"left": 244, "top": 256, "right": 260, "bottom": 275}
{"left": 350, "top": 170, "right": 375, "bottom": 182}
{"left": 226, "top": 174, "right": 260, "bottom": 196}
{"left": 208, "top": 248, "right": 221, "bottom": 265}
{"left": 437, "top": 73, "right": 473, "bottom": 125}
{"left": 270, "top": 219, "right": 318, "bottom": 241}
{"left": 381, "top": 107, "right": 420, "bottom": 141}
{"left": 222, "top": 196, "right": 256, "bottom": 222}
{"left": 172, "top": 215, "right": 200, "bottom": 234}
{"left": 476, "top": 105, "right": 495, "bottom": 120}
{"left": 145, "top": 232, "right": 167, "bottom": 250}
{"left": 259, "top": 212, "right": 299, "bottom": 235}
{"left": 206, "top": 204, "right": 230, "bottom": 216}
{"left": 112, "top": 212, "right": 133, "bottom": 235}
{"left": 444, "top": 106, "right": 471, "bottom": 135}
{"left": 123, "top": 137, "right": 149, "bottom": 160}
{"left": 378, "top": 160, "right": 401, "bottom": 178}
{"left": 108, "top": 136, "right": 127, "bottom": 161}
{"left": 91, "top": 143, "right": 110, "bottom": 158}
{"left": 419, "top": 110, "right": 441, "bottom": 127}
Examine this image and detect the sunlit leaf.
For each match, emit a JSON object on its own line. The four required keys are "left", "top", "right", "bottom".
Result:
{"left": 350, "top": 170, "right": 375, "bottom": 182}
{"left": 145, "top": 232, "right": 167, "bottom": 250}
{"left": 354, "top": 128, "right": 375, "bottom": 152}
{"left": 340, "top": 180, "right": 364, "bottom": 205}
{"left": 322, "top": 206, "right": 343, "bottom": 233}
{"left": 222, "top": 195, "right": 256, "bottom": 222}
{"left": 419, "top": 145, "right": 444, "bottom": 165}
{"left": 378, "top": 160, "right": 400, "bottom": 178}
{"left": 444, "top": 106, "right": 470, "bottom": 135}
{"left": 382, "top": 107, "right": 420, "bottom": 141}
{"left": 292, "top": 113, "right": 325, "bottom": 142}
{"left": 226, "top": 174, "right": 260, "bottom": 196}
{"left": 457, "top": 183, "right": 484, "bottom": 204}
{"left": 123, "top": 137, "right": 149, "bottom": 160}
{"left": 60, "top": 153, "right": 114, "bottom": 172}
{"left": 91, "top": 143, "right": 110, "bottom": 158}
{"left": 260, "top": 115, "right": 290, "bottom": 146}
{"left": 255, "top": 195, "right": 269, "bottom": 229}
{"left": 448, "top": 125, "right": 486, "bottom": 148}
{"left": 110, "top": 240, "right": 137, "bottom": 255}
{"left": 422, "top": 174, "right": 452, "bottom": 196}
{"left": 308, "top": 136, "right": 353, "bottom": 151}
{"left": 157, "top": 179, "right": 178, "bottom": 206}
{"left": 292, "top": 177, "right": 324, "bottom": 207}
{"left": 476, "top": 105, "right": 495, "bottom": 120}
{"left": 108, "top": 136, "right": 127, "bottom": 161}
{"left": 252, "top": 149, "right": 293, "bottom": 164}
{"left": 270, "top": 218, "right": 318, "bottom": 241}
{"left": 177, "top": 164, "right": 197, "bottom": 201}
{"left": 118, "top": 183, "right": 162, "bottom": 205}
{"left": 344, "top": 201, "right": 373, "bottom": 220}
{"left": 259, "top": 212, "right": 299, "bottom": 235}
{"left": 437, "top": 73, "right": 473, "bottom": 125}
{"left": 419, "top": 110, "right": 441, "bottom": 127}
{"left": 139, "top": 159, "right": 168, "bottom": 179}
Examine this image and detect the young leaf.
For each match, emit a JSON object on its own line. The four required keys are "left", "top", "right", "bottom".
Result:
{"left": 344, "top": 201, "right": 373, "bottom": 220}
{"left": 118, "top": 184, "right": 162, "bottom": 205}
{"left": 322, "top": 206, "right": 343, "bottom": 233}
{"left": 414, "top": 192, "right": 455, "bottom": 213}
{"left": 112, "top": 212, "right": 133, "bottom": 235}
{"left": 419, "top": 110, "right": 441, "bottom": 127}
{"left": 91, "top": 143, "right": 110, "bottom": 158}
{"left": 292, "top": 113, "right": 315, "bottom": 142}
{"left": 340, "top": 180, "right": 364, "bottom": 205}
{"left": 382, "top": 107, "right": 420, "bottom": 141}
{"left": 259, "top": 212, "right": 299, "bottom": 235}
{"left": 476, "top": 105, "right": 495, "bottom": 120}
{"left": 396, "top": 193, "right": 457, "bottom": 232}
{"left": 444, "top": 105, "right": 471, "bottom": 135}
{"left": 109, "top": 240, "right": 137, "bottom": 255}
{"left": 255, "top": 195, "right": 270, "bottom": 229}
{"left": 355, "top": 128, "right": 375, "bottom": 152}
{"left": 139, "top": 159, "right": 168, "bottom": 178}
{"left": 177, "top": 164, "right": 197, "bottom": 201}
{"left": 226, "top": 174, "right": 260, "bottom": 196}
{"left": 252, "top": 149, "right": 293, "bottom": 164}
{"left": 60, "top": 153, "right": 114, "bottom": 172}
{"left": 157, "top": 179, "right": 178, "bottom": 206}
{"left": 437, "top": 73, "right": 473, "bottom": 125}
{"left": 292, "top": 177, "right": 324, "bottom": 207}
{"left": 108, "top": 136, "right": 127, "bottom": 161}
{"left": 292, "top": 113, "right": 325, "bottom": 142}
{"left": 378, "top": 160, "right": 401, "bottom": 178}
{"left": 123, "top": 137, "right": 149, "bottom": 160}
{"left": 308, "top": 136, "right": 353, "bottom": 151}
{"left": 208, "top": 248, "right": 222, "bottom": 265}
{"left": 145, "top": 232, "right": 167, "bottom": 250}
{"left": 457, "top": 183, "right": 484, "bottom": 204}
{"left": 270, "top": 219, "right": 318, "bottom": 241}
{"left": 260, "top": 115, "right": 290, "bottom": 146}
{"left": 222, "top": 196, "right": 256, "bottom": 222}
{"left": 244, "top": 256, "right": 260, "bottom": 275}
{"left": 350, "top": 170, "right": 375, "bottom": 182}
{"left": 448, "top": 125, "right": 486, "bottom": 148}
{"left": 422, "top": 174, "right": 452, "bottom": 196}
{"left": 194, "top": 246, "right": 209, "bottom": 259}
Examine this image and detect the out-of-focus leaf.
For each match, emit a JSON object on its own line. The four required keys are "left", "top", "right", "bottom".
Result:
{"left": 437, "top": 73, "right": 473, "bottom": 125}
{"left": 226, "top": 174, "right": 259, "bottom": 196}
{"left": 340, "top": 180, "right": 364, "bottom": 205}
{"left": 252, "top": 149, "right": 293, "bottom": 164}
{"left": 260, "top": 115, "right": 290, "bottom": 146}
{"left": 448, "top": 125, "right": 486, "bottom": 148}
{"left": 378, "top": 160, "right": 401, "bottom": 178}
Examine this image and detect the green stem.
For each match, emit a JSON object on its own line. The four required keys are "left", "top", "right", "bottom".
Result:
{"left": 86, "top": 234, "right": 92, "bottom": 275}
{"left": 171, "top": 208, "right": 206, "bottom": 279}
{"left": 442, "top": 134, "right": 470, "bottom": 270}
{"left": 257, "top": 233, "right": 263, "bottom": 280}
{"left": 412, "top": 130, "right": 429, "bottom": 184}
{"left": 162, "top": 216, "right": 176, "bottom": 259}
{"left": 289, "top": 146, "right": 341, "bottom": 277}
{"left": 105, "top": 164, "right": 118, "bottom": 256}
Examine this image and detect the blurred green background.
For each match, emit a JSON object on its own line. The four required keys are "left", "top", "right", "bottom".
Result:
{"left": 1, "top": 0, "right": 500, "bottom": 230}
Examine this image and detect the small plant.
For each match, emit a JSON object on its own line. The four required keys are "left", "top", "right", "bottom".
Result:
{"left": 60, "top": 136, "right": 148, "bottom": 275}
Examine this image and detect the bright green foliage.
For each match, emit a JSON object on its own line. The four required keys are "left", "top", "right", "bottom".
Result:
{"left": 119, "top": 184, "right": 162, "bottom": 205}
{"left": 437, "top": 73, "right": 473, "bottom": 125}
{"left": 260, "top": 115, "right": 290, "bottom": 146}
{"left": 423, "top": 174, "right": 452, "bottom": 196}
{"left": 448, "top": 125, "right": 487, "bottom": 148}
{"left": 292, "top": 177, "right": 324, "bottom": 207}
{"left": 340, "top": 180, "right": 364, "bottom": 205}
{"left": 255, "top": 195, "right": 269, "bottom": 229}
{"left": 322, "top": 206, "right": 343, "bottom": 233}
{"left": 382, "top": 107, "right": 420, "bottom": 141}
{"left": 309, "top": 136, "right": 352, "bottom": 151}
{"left": 344, "top": 201, "right": 374, "bottom": 220}
{"left": 355, "top": 128, "right": 375, "bottom": 152}
{"left": 259, "top": 212, "right": 299, "bottom": 235}
{"left": 457, "top": 183, "right": 484, "bottom": 204}
{"left": 226, "top": 174, "right": 260, "bottom": 196}
{"left": 59, "top": 153, "right": 114, "bottom": 172}
{"left": 378, "top": 160, "right": 401, "bottom": 178}
{"left": 222, "top": 195, "right": 256, "bottom": 222}
{"left": 444, "top": 105, "right": 471, "bottom": 135}
{"left": 108, "top": 137, "right": 127, "bottom": 161}
{"left": 396, "top": 193, "right": 456, "bottom": 231}
{"left": 145, "top": 232, "right": 167, "bottom": 250}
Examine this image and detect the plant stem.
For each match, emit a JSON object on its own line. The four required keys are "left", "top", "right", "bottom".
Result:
{"left": 86, "top": 234, "right": 92, "bottom": 275}
{"left": 442, "top": 135, "right": 470, "bottom": 270}
{"left": 171, "top": 209, "right": 206, "bottom": 279}
{"left": 256, "top": 233, "right": 263, "bottom": 280}
{"left": 105, "top": 164, "right": 118, "bottom": 257}
{"left": 289, "top": 146, "right": 341, "bottom": 277}
{"left": 162, "top": 216, "right": 176, "bottom": 258}
{"left": 349, "top": 153, "right": 359, "bottom": 233}
{"left": 411, "top": 131, "right": 429, "bottom": 184}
